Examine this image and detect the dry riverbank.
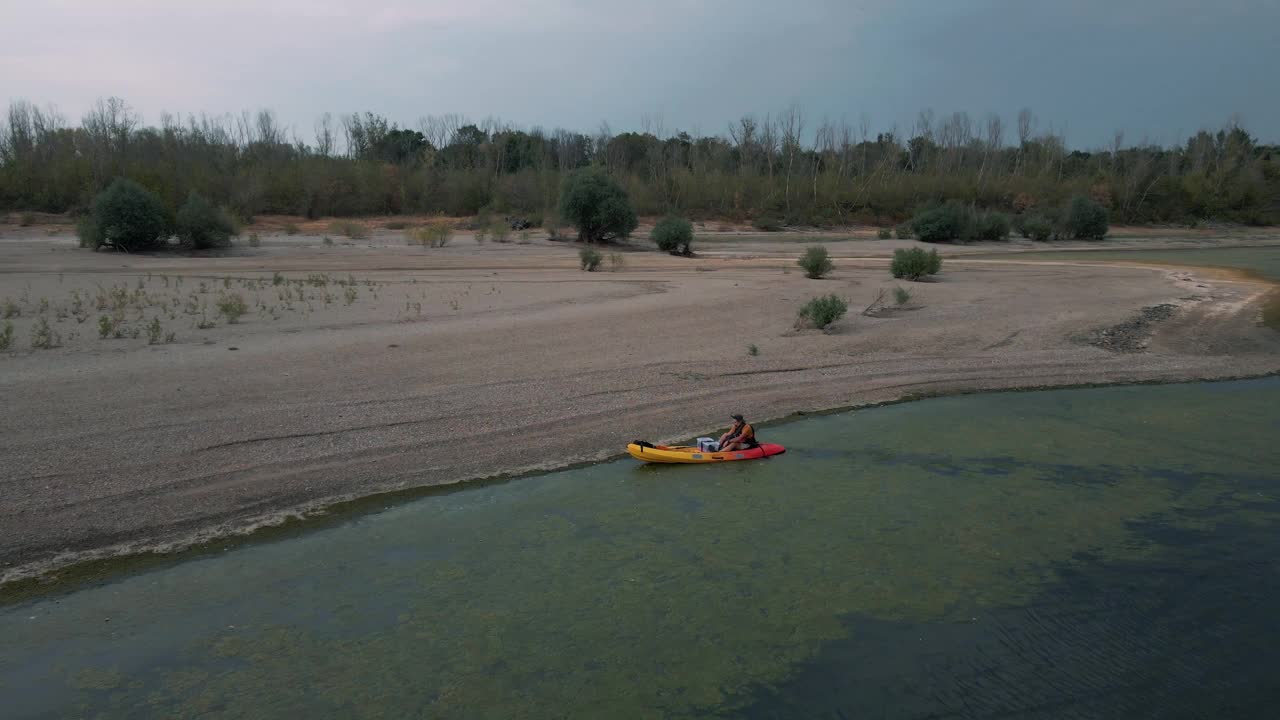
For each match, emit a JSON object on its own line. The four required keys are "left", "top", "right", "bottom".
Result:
{"left": 2, "top": 226, "right": 1279, "bottom": 586}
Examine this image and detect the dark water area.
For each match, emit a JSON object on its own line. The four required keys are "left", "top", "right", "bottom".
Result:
{"left": 2, "top": 378, "right": 1279, "bottom": 719}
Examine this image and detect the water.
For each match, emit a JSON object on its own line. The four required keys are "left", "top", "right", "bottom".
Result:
{"left": 2, "top": 379, "right": 1279, "bottom": 719}
{"left": 989, "top": 245, "right": 1280, "bottom": 283}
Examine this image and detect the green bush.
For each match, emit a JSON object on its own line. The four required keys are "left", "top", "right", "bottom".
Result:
{"left": 559, "top": 168, "right": 638, "bottom": 243}
{"left": 890, "top": 247, "right": 942, "bottom": 280}
{"left": 797, "top": 294, "right": 848, "bottom": 329}
{"left": 406, "top": 222, "right": 453, "bottom": 248}
{"left": 1062, "top": 195, "right": 1109, "bottom": 240}
{"left": 79, "top": 178, "right": 172, "bottom": 251}
{"left": 894, "top": 223, "right": 914, "bottom": 239}
{"left": 328, "top": 220, "right": 368, "bottom": 239}
{"left": 893, "top": 286, "right": 912, "bottom": 305}
{"left": 876, "top": 227, "right": 892, "bottom": 239}
{"left": 972, "top": 212, "right": 1011, "bottom": 241}
{"left": 490, "top": 220, "right": 512, "bottom": 243}
{"left": 752, "top": 216, "right": 783, "bottom": 232}
{"left": 579, "top": 247, "right": 602, "bottom": 271}
{"left": 0, "top": 321, "right": 13, "bottom": 350}
{"left": 910, "top": 202, "right": 971, "bottom": 242}
{"left": 175, "top": 191, "right": 236, "bottom": 249}
{"left": 797, "top": 245, "right": 834, "bottom": 279}
{"left": 1023, "top": 214, "right": 1054, "bottom": 241}
{"left": 283, "top": 222, "right": 300, "bottom": 235}
{"left": 216, "top": 293, "right": 248, "bottom": 323}
{"left": 651, "top": 215, "right": 694, "bottom": 255}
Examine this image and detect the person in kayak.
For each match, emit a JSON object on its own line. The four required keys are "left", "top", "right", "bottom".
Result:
{"left": 718, "top": 414, "right": 758, "bottom": 452}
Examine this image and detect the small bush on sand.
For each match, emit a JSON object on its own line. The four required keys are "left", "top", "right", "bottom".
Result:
{"left": 911, "top": 201, "right": 971, "bottom": 242}
{"left": 490, "top": 220, "right": 511, "bottom": 243}
{"left": 972, "top": 211, "right": 1011, "bottom": 241}
{"left": 216, "top": 293, "right": 248, "bottom": 323}
{"left": 579, "top": 247, "right": 602, "bottom": 271}
{"left": 30, "top": 316, "right": 60, "bottom": 349}
{"left": 893, "top": 286, "right": 912, "bottom": 305}
{"left": 19, "top": 212, "right": 35, "bottom": 227}
{"left": 797, "top": 294, "right": 848, "bottom": 330}
{"left": 328, "top": 220, "right": 368, "bottom": 239}
{"left": 1062, "top": 195, "right": 1109, "bottom": 240}
{"left": 406, "top": 222, "right": 453, "bottom": 248}
{"left": 176, "top": 191, "right": 237, "bottom": 249}
{"left": 79, "top": 178, "right": 172, "bottom": 251}
{"left": 283, "top": 222, "right": 300, "bottom": 235}
{"left": 877, "top": 227, "right": 892, "bottom": 239}
{"left": 798, "top": 245, "right": 834, "bottom": 279}
{"left": 747, "top": 343, "right": 759, "bottom": 356}
{"left": 385, "top": 220, "right": 408, "bottom": 230}
{"left": 608, "top": 252, "right": 626, "bottom": 271}
{"left": 146, "top": 317, "right": 163, "bottom": 344}
{"left": 890, "top": 247, "right": 942, "bottom": 280}
{"left": 322, "top": 236, "right": 334, "bottom": 246}
{"left": 652, "top": 215, "right": 694, "bottom": 255}
{"left": 894, "top": 223, "right": 914, "bottom": 239}
{"left": 0, "top": 321, "right": 13, "bottom": 350}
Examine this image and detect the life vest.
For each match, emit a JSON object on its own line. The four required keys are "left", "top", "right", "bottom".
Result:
{"left": 727, "top": 422, "right": 758, "bottom": 447}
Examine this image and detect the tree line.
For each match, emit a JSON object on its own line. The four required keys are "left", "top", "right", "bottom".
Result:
{"left": 2, "top": 98, "right": 1276, "bottom": 226}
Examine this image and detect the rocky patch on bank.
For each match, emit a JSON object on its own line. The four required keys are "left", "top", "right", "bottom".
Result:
{"left": 1089, "top": 304, "right": 1178, "bottom": 353}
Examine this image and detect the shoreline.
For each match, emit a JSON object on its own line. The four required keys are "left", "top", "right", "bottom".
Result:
{"left": 2, "top": 231, "right": 1279, "bottom": 598}
{"left": 4, "top": 369, "right": 1279, "bottom": 604}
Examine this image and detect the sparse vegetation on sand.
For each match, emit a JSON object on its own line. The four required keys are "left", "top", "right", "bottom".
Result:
{"left": 797, "top": 294, "right": 848, "bottom": 330}
{"left": 652, "top": 215, "right": 694, "bottom": 256}
{"left": 579, "top": 247, "right": 602, "bottom": 271}
{"left": 891, "top": 247, "right": 942, "bottom": 280}
{"left": 798, "top": 246, "right": 834, "bottom": 279}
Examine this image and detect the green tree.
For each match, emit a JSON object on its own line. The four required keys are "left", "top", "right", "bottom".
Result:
{"left": 78, "top": 178, "right": 172, "bottom": 251}
{"left": 559, "top": 168, "right": 638, "bottom": 243}
{"left": 797, "top": 245, "right": 834, "bottom": 279}
{"left": 651, "top": 215, "right": 693, "bottom": 255}
{"left": 1062, "top": 195, "right": 1109, "bottom": 239}
{"left": 175, "top": 191, "right": 236, "bottom": 249}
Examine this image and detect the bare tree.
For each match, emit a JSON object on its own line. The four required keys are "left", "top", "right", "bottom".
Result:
{"left": 314, "top": 113, "right": 336, "bottom": 157}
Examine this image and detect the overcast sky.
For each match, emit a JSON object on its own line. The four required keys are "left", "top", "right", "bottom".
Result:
{"left": 2, "top": 0, "right": 1276, "bottom": 148}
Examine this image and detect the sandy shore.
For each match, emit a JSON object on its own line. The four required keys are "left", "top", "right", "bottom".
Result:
{"left": 2, "top": 225, "right": 1279, "bottom": 586}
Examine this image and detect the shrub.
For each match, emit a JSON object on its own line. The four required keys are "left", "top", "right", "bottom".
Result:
{"left": 30, "top": 316, "right": 60, "bottom": 349}
{"left": 1062, "top": 195, "right": 1109, "bottom": 240}
{"left": 893, "top": 286, "right": 912, "bottom": 305}
{"left": 328, "top": 220, "right": 368, "bottom": 239}
{"left": 752, "top": 216, "right": 783, "bottom": 232}
{"left": 910, "top": 202, "right": 971, "bottom": 242}
{"left": 489, "top": 220, "right": 511, "bottom": 243}
{"left": 876, "top": 227, "right": 892, "bottom": 239}
{"left": 19, "top": 212, "right": 35, "bottom": 227}
{"left": 797, "top": 294, "right": 848, "bottom": 329}
{"left": 385, "top": 220, "right": 408, "bottom": 230}
{"left": 559, "top": 168, "right": 638, "bottom": 243}
{"left": 1023, "top": 214, "right": 1054, "bottom": 241}
{"left": 608, "top": 252, "right": 626, "bottom": 271}
{"left": 406, "top": 222, "right": 453, "bottom": 248}
{"left": 972, "top": 212, "right": 1011, "bottom": 241}
{"left": 80, "top": 178, "right": 172, "bottom": 251}
{"left": 579, "top": 247, "right": 602, "bottom": 271}
{"left": 747, "top": 343, "right": 759, "bottom": 356}
{"left": 0, "top": 321, "right": 12, "bottom": 350}
{"left": 248, "top": 232, "right": 261, "bottom": 247}
{"left": 797, "top": 245, "right": 834, "bottom": 279}
{"left": 890, "top": 247, "right": 942, "bottom": 280}
{"left": 146, "top": 317, "right": 163, "bottom": 344}
{"left": 894, "top": 223, "right": 913, "bottom": 239}
{"left": 651, "top": 215, "right": 694, "bottom": 255}
{"left": 175, "top": 191, "right": 236, "bottom": 249}
{"left": 216, "top": 293, "right": 248, "bottom": 323}
{"left": 283, "top": 222, "right": 300, "bottom": 235}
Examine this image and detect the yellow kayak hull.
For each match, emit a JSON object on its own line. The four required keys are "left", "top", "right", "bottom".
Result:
{"left": 626, "top": 442, "right": 786, "bottom": 464}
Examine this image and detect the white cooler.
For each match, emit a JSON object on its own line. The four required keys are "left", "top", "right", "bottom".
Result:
{"left": 696, "top": 437, "right": 720, "bottom": 452}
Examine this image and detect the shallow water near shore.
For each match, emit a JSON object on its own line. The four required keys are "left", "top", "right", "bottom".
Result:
{"left": 2, "top": 378, "right": 1279, "bottom": 718}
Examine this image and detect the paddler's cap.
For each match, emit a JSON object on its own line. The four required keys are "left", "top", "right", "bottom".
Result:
{"left": 731, "top": 414, "right": 744, "bottom": 422}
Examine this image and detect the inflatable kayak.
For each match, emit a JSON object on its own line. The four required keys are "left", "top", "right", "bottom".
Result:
{"left": 627, "top": 441, "right": 786, "bottom": 464}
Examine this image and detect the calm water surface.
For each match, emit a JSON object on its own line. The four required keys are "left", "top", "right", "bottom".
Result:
{"left": 2, "top": 379, "right": 1279, "bottom": 719}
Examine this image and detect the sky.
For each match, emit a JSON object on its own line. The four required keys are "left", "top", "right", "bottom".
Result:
{"left": 2, "top": 0, "right": 1277, "bottom": 148}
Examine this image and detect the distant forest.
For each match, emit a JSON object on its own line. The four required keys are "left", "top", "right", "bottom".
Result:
{"left": 2, "top": 98, "right": 1277, "bottom": 226}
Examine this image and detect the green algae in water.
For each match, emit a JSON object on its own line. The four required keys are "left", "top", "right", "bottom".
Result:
{"left": 2, "top": 379, "right": 1279, "bottom": 718}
